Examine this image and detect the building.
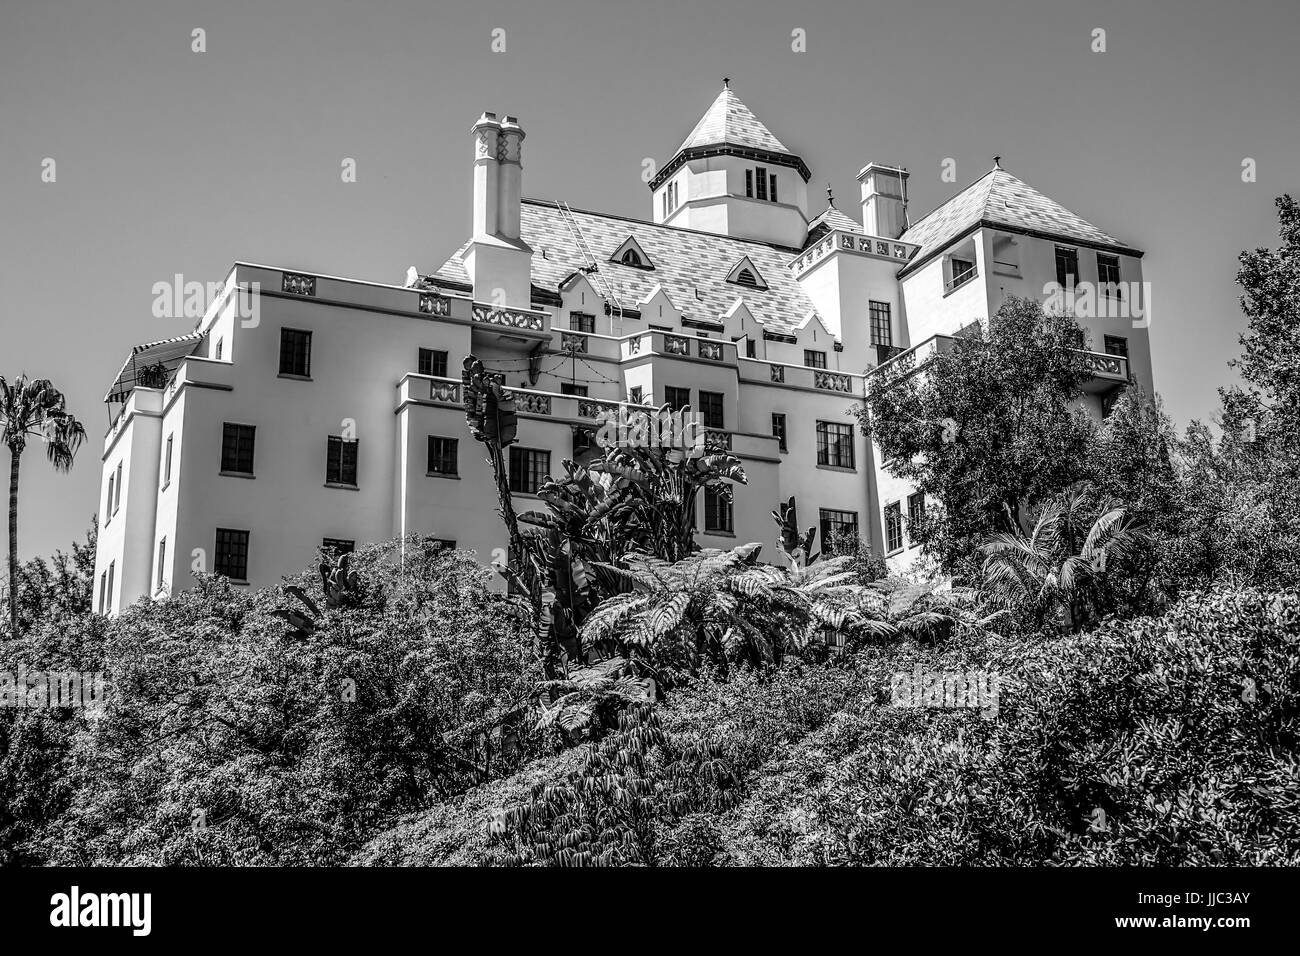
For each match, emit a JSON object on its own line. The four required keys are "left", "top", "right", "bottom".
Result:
{"left": 92, "top": 83, "right": 1150, "bottom": 613}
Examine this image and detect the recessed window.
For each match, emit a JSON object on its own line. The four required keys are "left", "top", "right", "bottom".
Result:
{"left": 214, "top": 338, "right": 223, "bottom": 361}
{"left": 105, "top": 471, "right": 116, "bottom": 520}
{"left": 419, "top": 348, "right": 448, "bottom": 378}
{"left": 629, "top": 385, "right": 644, "bottom": 405}
{"left": 804, "top": 349, "right": 827, "bottom": 369}
{"left": 819, "top": 509, "right": 859, "bottom": 556}
{"left": 1054, "top": 247, "right": 1079, "bottom": 289}
{"left": 221, "top": 423, "right": 256, "bottom": 475}
{"left": 322, "top": 537, "right": 355, "bottom": 556}
{"left": 907, "top": 492, "right": 926, "bottom": 541}
{"left": 106, "top": 561, "right": 115, "bottom": 612}
{"left": 816, "top": 421, "right": 855, "bottom": 469}
{"left": 279, "top": 328, "right": 312, "bottom": 377}
{"left": 769, "top": 172, "right": 778, "bottom": 203}
{"left": 665, "top": 386, "right": 690, "bottom": 412}
{"left": 884, "top": 503, "right": 904, "bottom": 553}
{"left": 869, "top": 301, "right": 892, "bottom": 347}
{"left": 162, "top": 434, "right": 173, "bottom": 488}
{"left": 113, "top": 463, "right": 123, "bottom": 513}
{"left": 98, "top": 570, "right": 107, "bottom": 614}
{"left": 214, "top": 528, "right": 250, "bottom": 580}
{"left": 509, "top": 447, "right": 550, "bottom": 495}
{"left": 704, "top": 487, "right": 733, "bottom": 533}
{"left": 326, "top": 436, "right": 359, "bottom": 486}
{"left": 745, "top": 170, "right": 753, "bottom": 198}
{"left": 772, "top": 413, "right": 787, "bottom": 452}
{"left": 570, "top": 312, "right": 596, "bottom": 334}
{"left": 156, "top": 538, "right": 166, "bottom": 592}
{"left": 427, "top": 436, "right": 458, "bottom": 476}
{"left": 746, "top": 339, "right": 756, "bottom": 358}
{"left": 560, "top": 383, "right": 588, "bottom": 397}
{"left": 1097, "top": 253, "right": 1121, "bottom": 294}
{"left": 698, "top": 391, "right": 724, "bottom": 429}
{"left": 1104, "top": 335, "right": 1129, "bottom": 358}
{"left": 755, "top": 166, "right": 768, "bottom": 201}
{"left": 621, "top": 249, "right": 642, "bottom": 267}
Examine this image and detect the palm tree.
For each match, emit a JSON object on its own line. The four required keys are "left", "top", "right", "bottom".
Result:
{"left": 1, "top": 375, "right": 87, "bottom": 637}
{"left": 980, "top": 487, "right": 1147, "bottom": 631}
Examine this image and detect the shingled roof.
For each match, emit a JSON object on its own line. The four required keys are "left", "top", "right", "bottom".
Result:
{"left": 676, "top": 87, "right": 790, "bottom": 155}
{"left": 898, "top": 167, "right": 1141, "bottom": 276}
{"left": 431, "top": 200, "right": 820, "bottom": 336}
{"left": 804, "top": 204, "right": 863, "bottom": 248}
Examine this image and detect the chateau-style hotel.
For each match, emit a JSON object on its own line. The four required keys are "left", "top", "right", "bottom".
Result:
{"left": 94, "top": 84, "right": 1151, "bottom": 611}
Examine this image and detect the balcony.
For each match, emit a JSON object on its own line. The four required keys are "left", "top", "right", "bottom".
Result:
{"left": 944, "top": 265, "right": 979, "bottom": 295}
{"left": 470, "top": 302, "right": 550, "bottom": 345}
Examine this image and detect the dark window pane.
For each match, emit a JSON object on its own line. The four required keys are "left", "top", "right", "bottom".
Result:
{"left": 1054, "top": 247, "right": 1079, "bottom": 289}
{"left": 704, "top": 487, "right": 733, "bottom": 533}
{"left": 221, "top": 423, "right": 256, "bottom": 474}
{"left": 322, "top": 537, "right": 355, "bottom": 555}
{"left": 772, "top": 413, "right": 787, "bottom": 452}
{"left": 884, "top": 503, "right": 903, "bottom": 552}
{"left": 665, "top": 386, "right": 690, "bottom": 412}
{"left": 804, "top": 349, "right": 827, "bottom": 369}
{"left": 419, "top": 348, "right": 448, "bottom": 378}
{"left": 509, "top": 447, "right": 550, "bottom": 495}
{"left": 699, "top": 391, "right": 724, "bottom": 429}
{"left": 570, "top": 312, "right": 595, "bottom": 334}
{"left": 279, "top": 328, "right": 312, "bottom": 377}
{"left": 327, "top": 436, "right": 359, "bottom": 485}
{"left": 427, "top": 436, "right": 458, "bottom": 475}
{"left": 869, "top": 301, "right": 892, "bottom": 346}
{"left": 1104, "top": 335, "right": 1129, "bottom": 358}
{"left": 214, "top": 528, "right": 250, "bottom": 580}
{"left": 819, "top": 509, "right": 859, "bottom": 556}
{"left": 816, "top": 421, "right": 855, "bottom": 469}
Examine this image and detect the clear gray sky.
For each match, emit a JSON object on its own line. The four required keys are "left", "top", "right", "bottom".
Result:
{"left": 2, "top": 0, "right": 1297, "bottom": 562}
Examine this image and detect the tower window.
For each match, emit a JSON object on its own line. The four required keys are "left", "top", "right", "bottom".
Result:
{"left": 1055, "top": 247, "right": 1079, "bottom": 289}
{"left": 771, "top": 413, "right": 787, "bottom": 452}
{"left": 745, "top": 170, "right": 753, "bottom": 198}
{"left": 570, "top": 312, "right": 596, "bottom": 334}
{"left": 804, "top": 349, "right": 827, "bottom": 369}
{"left": 427, "top": 436, "right": 459, "bottom": 476}
{"left": 509, "top": 447, "right": 550, "bottom": 495}
{"left": 755, "top": 166, "right": 768, "bottom": 201}
{"left": 214, "top": 528, "right": 250, "bottom": 581}
{"left": 418, "top": 348, "right": 448, "bottom": 378}
{"left": 869, "top": 301, "right": 892, "bottom": 346}
{"left": 704, "top": 487, "right": 733, "bottom": 534}
{"left": 1097, "top": 253, "right": 1121, "bottom": 294}
{"left": 698, "top": 391, "right": 724, "bottom": 429}
{"left": 221, "top": 423, "right": 256, "bottom": 475}
{"left": 279, "top": 328, "right": 312, "bottom": 377}
{"left": 326, "top": 436, "right": 359, "bottom": 486}
{"left": 770, "top": 172, "right": 778, "bottom": 203}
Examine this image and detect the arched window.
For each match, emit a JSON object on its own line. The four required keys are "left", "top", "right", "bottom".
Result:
{"left": 735, "top": 268, "right": 758, "bottom": 287}
{"left": 621, "top": 249, "right": 643, "bottom": 267}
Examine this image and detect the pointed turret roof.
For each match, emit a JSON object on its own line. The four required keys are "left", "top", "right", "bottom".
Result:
{"left": 898, "top": 166, "right": 1142, "bottom": 275}
{"left": 677, "top": 86, "right": 791, "bottom": 154}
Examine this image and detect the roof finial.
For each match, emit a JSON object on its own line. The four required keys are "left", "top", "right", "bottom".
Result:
{"left": 993, "top": 155, "right": 1002, "bottom": 170}
{"left": 826, "top": 183, "right": 835, "bottom": 207}
{"left": 722, "top": 76, "right": 730, "bottom": 89}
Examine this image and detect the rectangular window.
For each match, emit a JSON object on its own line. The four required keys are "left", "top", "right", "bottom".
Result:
{"left": 322, "top": 537, "right": 355, "bottom": 555}
{"left": 816, "top": 421, "right": 855, "bottom": 469}
{"left": 772, "top": 413, "right": 787, "bottom": 452}
{"left": 884, "top": 502, "right": 904, "bottom": 553}
{"left": 156, "top": 538, "right": 166, "bottom": 592}
{"left": 279, "top": 328, "right": 312, "bottom": 377}
{"left": 704, "top": 487, "right": 733, "bottom": 533}
{"left": 427, "top": 436, "right": 458, "bottom": 476}
{"left": 698, "top": 391, "right": 724, "bottom": 429}
{"left": 907, "top": 492, "right": 926, "bottom": 540}
{"left": 769, "top": 173, "right": 778, "bottom": 203}
{"left": 214, "top": 528, "right": 250, "bottom": 581}
{"left": 665, "top": 386, "right": 690, "bottom": 412}
{"left": 804, "top": 349, "right": 827, "bottom": 369}
{"left": 950, "top": 258, "right": 976, "bottom": 288}
{"left": 509, "top": 447, "right": 550, "bottom": 495}
{"left": 819, "top": 509, "right": 859, "bottom": 556}
{"left": 755, "top": 166, "right": 768, "bottom": 201}
{"left": 746, "top": 339, "right": 756, "bottom": 358}
{"left": 1097, "top": 253, "right": 1121, "bottom": 293}
{"left": 106, "top": 472, "right": 116, "bottom": 520}
{"left": 1104, "top": 335, "right": 1129, "bottom": 358}
{"left": 326, "top": 436, "right": 359, "bottom": 486}
{"left": 418, "top": 348, "right": 448, "bottom": 378}
{"left": 569, "top": 312, "right": 596, "bottom": 334}
{"left": 745, "top": 170, "right": 753, "bottom": 198}
{"left": 221, "top": 423, "right": 256, "bottom": 475}
{"left": 114, "top": 463, "right": 123, "bottom": 512}
{"left": 163, "top": 434, "right": 173, "bottom": 488}
{"left": 98, "top": 571, "right": 107, "bottom": 614}
{"left": 561, "top": 383, "right": 588, "bottom": 397}
{"left": 106, "top": 562, "right": 114, "bottom": 612}
{"left": 629, "top": 385, "right": 644, "bottom": 405}
{"left": 869, "top": 301, "right": 892, "bottom": 346}
{"left": 1055, "top": 247, "right": 1080, "bottom": 289}
{"left": 215, "top": 338, "right": 223, "bottom": 360}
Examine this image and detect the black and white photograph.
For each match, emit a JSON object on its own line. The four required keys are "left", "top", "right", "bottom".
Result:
{"left": 1, "top": 0, "right": 1296, "bottom": 941}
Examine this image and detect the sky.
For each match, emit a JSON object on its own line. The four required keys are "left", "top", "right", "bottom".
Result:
{"left": 1, "top": 0, "right": 1297, "bottom": 563}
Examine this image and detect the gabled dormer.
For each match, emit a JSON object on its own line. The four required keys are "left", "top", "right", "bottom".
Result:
{"left": 726, "top": 255, "right": 768, "bottom": 291}
{"left": 610, "top": 235, "right": 654, "bottom": 270}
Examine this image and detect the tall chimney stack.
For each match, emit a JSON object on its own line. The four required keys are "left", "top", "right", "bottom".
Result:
{"left": 463, "top": 111, "right": 534, "bottom": 308}
{"left": 858, "top": 163, "right": 909, "bottom": 239}
{"left": 471, "top": 112, "right": 502, "bottom": 240}
{"left": 497, "top": 116, "right": 525, "bottom": 241}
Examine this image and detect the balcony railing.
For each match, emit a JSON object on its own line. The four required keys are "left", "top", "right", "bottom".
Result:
{"left": 944, "top": 266, "right": 979, "bottom": 295}
{"left": 471, "top": 303, "right": 547, "bottom": 333}
{"left": 814, "top": 370, "right": 854, "bottom": 393}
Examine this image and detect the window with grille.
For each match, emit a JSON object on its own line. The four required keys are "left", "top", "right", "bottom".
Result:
{"left": 772, "top": 413, "right": 787, "bottom": 452}
{"left": 884, "top": 503, "right": 903, "bottom": 552}
{"left": 326, "top": 436, "right": 359, "bottom": 486}
{"left": 1054, "top": 247, "right": 1079, "bottom": 289}
{"left": 214, "top": 528, "right": 249, "bottom": 580}
{"left": 322, "top": 538, "right": 355, "bottom": 555}
{"left": 427, "top": 436, "right": 458, "bottom": 476}
{"left": 819, "top": 509, "right": 858, "bottom": 555}
{"left": 1104, "top": 335, "right": 1129, "bottom": 358}
{"left": 665, "top": 386, "right": 690, "bottom": 411}
{"left": 804, "top": 349, "right": 827, "bottom": 369}
{"left": 907, "top": 492, "right": 925, "bottom": 540}
{"left": 570, "top": 312, "right": 595, "bottom": 334}
{"left": 509, "top": 447, "right": 550, "bottom": 495}
{"left": 869, "top": 301, "right": 892, "bottom": 346}
{"left": 419, "top": 348, "right": 448, "bottom": 377}
{"left": 221, "top": 423, "right": 256, "bottom": 475}
{"left": 816, "top": 421, "right": 855, "bottom": 469}
{"left": 279, "top": 328, "right": 312, "bottom": 377}
{"left": 699, "top": 391, "right": 724, "bottom": 429}
{"left": 704, "top": 487, "right": 734, "bottom": 533}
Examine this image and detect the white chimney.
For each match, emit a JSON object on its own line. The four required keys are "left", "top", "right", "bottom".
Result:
{"left": 497, "top": 116, "right": 524, "bottom": 241}
{"left": 471, "top": 112, "right": 502, "bottom": 240}
{"left": 858, "top": 163, "right": 909, "bottom": 239}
